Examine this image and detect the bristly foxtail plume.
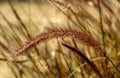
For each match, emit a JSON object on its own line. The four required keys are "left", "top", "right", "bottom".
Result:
{"left": 8, "top": 28, "right": 103, "bottom": 63}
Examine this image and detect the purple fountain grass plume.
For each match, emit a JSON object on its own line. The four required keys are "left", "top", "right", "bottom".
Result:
{"left": 8, "top": 28, "right": 103, "bottom": 63}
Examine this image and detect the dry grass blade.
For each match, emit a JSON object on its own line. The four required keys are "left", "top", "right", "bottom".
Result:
{"left": 7, "top": 0, "right": 31, "bottom": 38}
{"left": 0, "top": 41, "right": 8, "bottom": 50}
{"left": 0, "top": 58, "right": 28, "bottom": 63}
{"left": 62, "top": 43, "right": 103, "bottom": 78}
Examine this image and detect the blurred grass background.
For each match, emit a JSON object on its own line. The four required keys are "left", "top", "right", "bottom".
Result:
{"left": 0, "top": 0, "right": 120, "bottom": 78}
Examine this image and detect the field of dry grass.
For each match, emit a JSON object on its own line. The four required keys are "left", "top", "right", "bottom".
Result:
{"left": 0, "top": 0, "right": 120, "bottom": 78}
